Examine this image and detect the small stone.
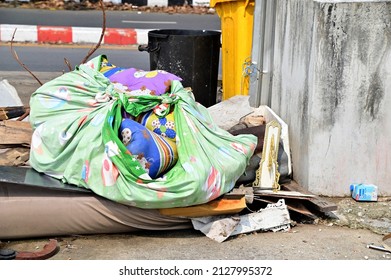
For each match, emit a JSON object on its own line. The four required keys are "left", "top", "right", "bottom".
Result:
{"left": 364, "top": 256, "right": 369, "bottom": 260}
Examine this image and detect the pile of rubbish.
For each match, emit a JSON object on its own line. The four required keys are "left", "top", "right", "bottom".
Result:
{"left": 27, "top": 55, "right": 257, "bottom": 209}
{"left": 0, "top": 55, "right": 337, "bottom": 245}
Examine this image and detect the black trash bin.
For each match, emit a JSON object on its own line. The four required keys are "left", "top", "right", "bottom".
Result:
{"left": 139, "top": 29, "right": 221, "bottom": 108}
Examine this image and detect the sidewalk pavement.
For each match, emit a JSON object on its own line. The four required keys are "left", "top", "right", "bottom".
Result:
{"left": 0, "top": 24, "right": 150, "bottom": 45}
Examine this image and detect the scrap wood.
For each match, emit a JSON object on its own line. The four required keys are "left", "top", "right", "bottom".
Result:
{"left": 281, "top": 180, "right": 338, "bottom": 213}
{"left": 0, "top": 147, "right": 30, "bottom": 166}
{"left": 383, "top": 233, "right": 391, "bottom": 252}
{"left": 0, "top": 120, "right": 32, "bottom": 147}
{"left": 367, "top": 233, "right": 391, "bottom": 253}
{"left": 159, "top": 196, "right": 247, "bottom": 218}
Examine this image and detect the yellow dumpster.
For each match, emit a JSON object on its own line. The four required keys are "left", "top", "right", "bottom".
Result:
{"left": 210, "top": 0, "right": 255, "bottom": 100}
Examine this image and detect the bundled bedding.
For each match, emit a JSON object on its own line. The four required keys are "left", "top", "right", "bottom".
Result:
{"left": 28, "top": 55, "right": 257, "bottom": 209}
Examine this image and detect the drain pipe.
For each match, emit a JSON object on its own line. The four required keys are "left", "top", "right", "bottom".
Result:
{"left": 248, "top": 0, "right": 277, "bottom": 108}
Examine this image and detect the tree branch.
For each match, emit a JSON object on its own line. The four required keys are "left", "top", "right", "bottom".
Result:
{"left": 64, "top": 57, "right": 72, "bottom": 72}
{"left": 10, "top": 28, "right": 43, "bottom": 86}
{"left": 80, "top": 0, "right": 106, "bottom": 64}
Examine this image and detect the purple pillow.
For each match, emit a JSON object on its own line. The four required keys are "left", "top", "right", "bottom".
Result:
{"left": 108, "top": 68, "right": 182, "bottom": 96}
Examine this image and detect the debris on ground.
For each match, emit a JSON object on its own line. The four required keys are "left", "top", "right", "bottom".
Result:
{"left": 191, "top": 199, "right": 291, "bottom": 242}
{"left": 0, "top": 40, "right": 339, "bottom": 240}
{"left": 0, "top": 78, "right": 31, "bottom": 166}
{"left": 0, "top": 239, "right": 59, "bottom": 260}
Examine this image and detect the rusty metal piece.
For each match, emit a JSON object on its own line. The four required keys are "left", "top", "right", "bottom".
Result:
{"left": 15, "top": 239, "right": 60, "bottom": 260}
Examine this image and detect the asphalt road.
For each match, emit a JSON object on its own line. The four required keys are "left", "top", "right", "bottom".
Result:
{"left": 0, "top": 7, "right": 221, "bottom": 30}
{"left": 1, "top": 43, "right": 150, "bottom": 72}
{"left": 0, "top": 7, "right": 222, "bottom": 72}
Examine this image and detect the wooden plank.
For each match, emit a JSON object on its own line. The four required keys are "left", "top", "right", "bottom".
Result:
{"left": 0, "top": 120, "right": 32, "bottom": 146}
{"left": 159, "top": 197, "right": 247, "bottom": 218}
{"left": 2, "top": 120, "right": 31, "bottom": 129}
{"left": 0, "top": 147, "right": 30, "bottom": 166}
{"left": 281, "top": 180, "right": 338, "bottom": 213}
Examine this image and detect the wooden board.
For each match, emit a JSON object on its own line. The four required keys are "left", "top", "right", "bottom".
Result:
{"left": 0, "top": 120, "right": 32, "bottom": 146}
{"left": 159, "top": 196, "right": 247, "bottom": 218}
{"left": 281, "top": 180, "right": 338, "bottom": 213}
{"left": 0, "top": 147, "right": 30, "bottom": 166}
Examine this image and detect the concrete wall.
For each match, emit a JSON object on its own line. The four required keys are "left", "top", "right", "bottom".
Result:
{"left": 271, "top": 0, "right": 391, "bottom": 196}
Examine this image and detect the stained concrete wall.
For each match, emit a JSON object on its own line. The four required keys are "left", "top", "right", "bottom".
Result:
{"left": 271, "top": 0, "right": 391, "bottom": 196}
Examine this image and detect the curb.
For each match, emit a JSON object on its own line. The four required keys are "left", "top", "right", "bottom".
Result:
{"left": 0, "top": 24, "right": 150, "bottom": 45}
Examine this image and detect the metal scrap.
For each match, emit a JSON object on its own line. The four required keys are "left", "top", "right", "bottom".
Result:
{"left": 191, "top": 199, "right": 291, "bottom": 243}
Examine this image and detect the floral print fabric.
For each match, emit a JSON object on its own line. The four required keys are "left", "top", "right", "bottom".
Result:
{"left": 29, "top": 55, "right": 258, "bottom": 209}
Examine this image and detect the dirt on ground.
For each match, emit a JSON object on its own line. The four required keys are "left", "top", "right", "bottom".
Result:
{"left": 1, "top": 196, "right": 390, "bottom": 260}
{"left": 326, "top": 197, "right": 391, "bottom": 235}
